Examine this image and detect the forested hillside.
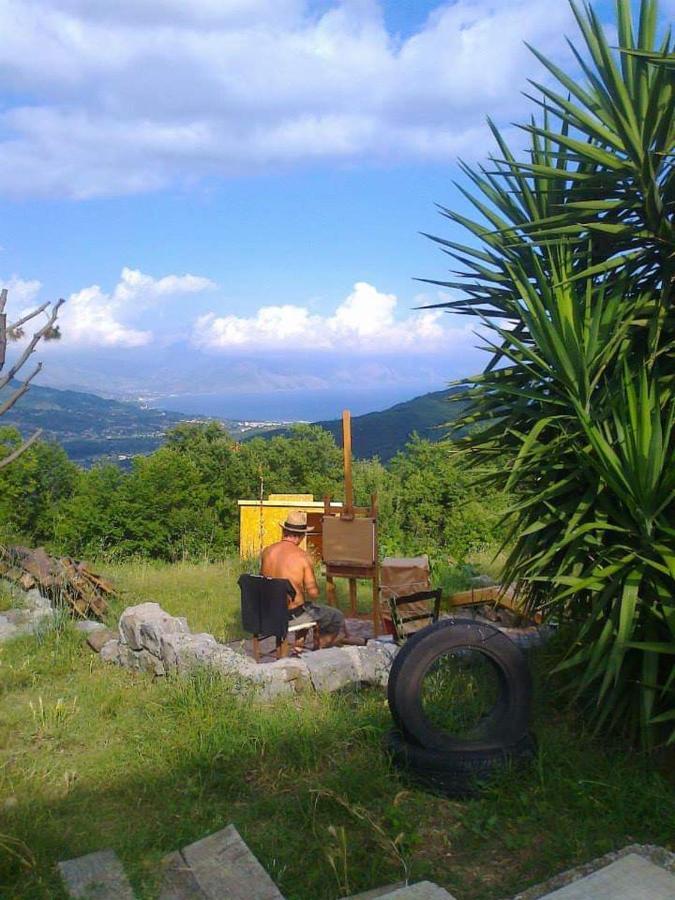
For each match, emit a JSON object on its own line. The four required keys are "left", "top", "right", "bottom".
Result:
{"left": 0, "top": 382, "right": 269, "bottom": 466}
{"left": 0, "top": 421, "right": 507, "bottom": 563}
{"left": 257, "top": 388, "right": 467, "bottom": 461}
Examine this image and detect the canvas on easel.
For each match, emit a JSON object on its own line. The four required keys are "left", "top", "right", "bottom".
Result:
{"left": 322, "top": 516, "right": 376, "bottom": 567}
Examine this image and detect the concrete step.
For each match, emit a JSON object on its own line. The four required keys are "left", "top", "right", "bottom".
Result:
{"left": 58, "top": 848, "right": 136, "bottom": 899}
{"left": 342, "top": 883, "right": 406, "bottom": 898}
{"left": 538, "top": 853, "right": 675, "bottom": 899}
{"left": 345, "top": 883, "right": 456, "bottom": 900}
{"left": 181, "top": 824, "right": 284, "bottom": 900}
{"left": 158, "top": 850, "right": 205, "bottom": 899}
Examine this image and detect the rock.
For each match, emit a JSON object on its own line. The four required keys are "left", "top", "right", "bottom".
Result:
{"left": 266, "top": 657, "right": 311, "bottom": 689}
{"left": 181, "top": 824, "right": 284, "bottom": 900}
{"left": 23, "top": 587, "right": 51, "bottom": 613}
{"left": 58, "top": 848, "right": 135, "bottom": 900}
{"left": 75, "top": 620, "right": 106, "bottom": 634}
{"left": 119, "top": 602, "right": 189, "bottom": 654}
{"left": 87, "top": 628, "right": 118, "bottom": 653}
{"left": 343, "top": 643, "right": 398, "bottom": 687}
{"left": 100, "top": 639, "right": 165, "bottom": 675}
{"left": 302, "top": 647, "right": 359, "bottom": 693}
{"left": 160, "top": 632, "right": 220, "bottom": 674}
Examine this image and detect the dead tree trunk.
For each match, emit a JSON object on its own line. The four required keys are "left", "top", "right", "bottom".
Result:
{"left": 0, "top": 288, "right": 64, "bottom": 468}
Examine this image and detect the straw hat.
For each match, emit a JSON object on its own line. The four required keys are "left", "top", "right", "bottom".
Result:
{"left": 281, "top": 510, "right": 315, "bottom": 534}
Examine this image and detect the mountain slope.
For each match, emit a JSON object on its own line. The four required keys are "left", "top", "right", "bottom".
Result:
{"left": 0, "top": 382, "right": 196, "bottom": 465}
{"left": 261, "top": 387, "right": 467, "bottom": 461}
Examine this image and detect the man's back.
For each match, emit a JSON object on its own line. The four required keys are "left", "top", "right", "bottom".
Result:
{"left": 260, "top": 540, "right": 316, "bottom": 607}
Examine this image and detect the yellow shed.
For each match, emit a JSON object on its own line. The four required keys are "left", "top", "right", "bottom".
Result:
{"left": 238, "top": 494, "right": 342, "bottom": 559}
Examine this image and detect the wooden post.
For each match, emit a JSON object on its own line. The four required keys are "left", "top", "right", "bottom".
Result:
{"left": 349, "top": 579, "right": 357, "bottom": 616}
{"left": 371, "top": 492, "right": 380, "bottom": 636}
{"left": 342, "top": 409, "right": 354, "bottom": 518}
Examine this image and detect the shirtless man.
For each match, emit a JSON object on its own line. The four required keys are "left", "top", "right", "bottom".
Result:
{"left": 260, "top": 510, "right": 345, "bottom": 648}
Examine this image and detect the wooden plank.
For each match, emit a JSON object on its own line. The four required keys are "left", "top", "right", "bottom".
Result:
{"left": 181, "top": 825, "right": 284, "bottom": 900}
{"left": 58, "top": 849, "right": 135, "bottom": 899}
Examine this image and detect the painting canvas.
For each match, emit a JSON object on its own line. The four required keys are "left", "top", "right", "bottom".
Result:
{"left": 322, "top": 516, "right": 376, "bottom": 567}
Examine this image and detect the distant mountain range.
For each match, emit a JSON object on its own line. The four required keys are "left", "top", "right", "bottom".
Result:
{"left": 0, "top": 382, "right": 276, "bottom": 467}
{"left": 260, "top": 387, "right": 468, "bottom": 461}
{"left": 0, "top": 382, "right": 467, "bottom": 466}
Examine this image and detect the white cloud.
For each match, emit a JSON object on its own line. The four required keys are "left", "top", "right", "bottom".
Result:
{"left": 0, "top": 0, "right": 586, "bottom": 198}
{"left": 0, "top": 276, "right": 43, "bottom": 308}
{"left": 2, "top": 267, "right": 216, "bottom": 348}
{"left": 192, "top": 280, "right": 468, "bottom": 354}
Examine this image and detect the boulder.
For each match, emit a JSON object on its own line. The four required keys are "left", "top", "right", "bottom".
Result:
{"left": 119, "top": 602, "right": 189, "bottom": 654}
{"left": 75, "top": 620, "right": 107, "bottom": 634}
{"left": 344, "top": 642, "right": 399, "bottom": 687}
{"left": 160, "top": 632, "right": 220, "bottom": 674}
{"left": 100, "top": 639, "right": 165, "bottom": 675}
{"left": 302, "top": 647, "right": 359, "bottom": 693}
{"left": 87, "top": 628, "right": 118, "bottom": 653}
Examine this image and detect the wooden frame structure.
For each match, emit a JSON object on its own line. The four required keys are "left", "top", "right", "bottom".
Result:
{"left": 322, "top": 410, "right": 381, "bottom": 636}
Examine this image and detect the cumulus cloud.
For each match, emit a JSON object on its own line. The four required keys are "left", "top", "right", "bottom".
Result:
{"left": 192, "top": 280, "right": 466, "bottom": 354}
{"left": 0, "top": 0, "right": 586, "bottom": 198}
{"left": 2, "top": 267, "right": 216, "bottom": 348}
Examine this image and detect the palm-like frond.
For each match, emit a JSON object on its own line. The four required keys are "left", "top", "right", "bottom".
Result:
{"left": 422, "top": 0, "right": 674, "bottom": 746}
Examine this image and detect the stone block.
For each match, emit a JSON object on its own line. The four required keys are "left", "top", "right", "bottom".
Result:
{"left": 181, "top": 824, "right": 284, "bottom": 900}
{"left": 383, "top": 883, "right": 457, "bottom": 899}
{"left": 119, "top": 602, "right": 189, "bottom": 653}
{"left": 160, "top": 632, "right": 223, "bottom": 674}
{"left": 345, "top": 643, "right": 398, "bottom": 687}
{"left": 539, "top": 852, "right": 675, "bottom": 899}
{"left": 75, "top": 620, "right": 106, "bottom": 634}
{"left": 158, "top": 850, "right": 205, "bottom": 899}
{"left": 57, "top": 848, "right": 135, "bottom": 899}
{"left": 100, "top": 639, "right": 165, "bottom": 675}
{"left": 302, "top": 647, "right": 359, "bottom": 693}
{"left": 87, "top": 629, "right": 120, "bottom": 653}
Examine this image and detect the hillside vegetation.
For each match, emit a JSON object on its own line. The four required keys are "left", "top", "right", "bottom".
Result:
{"left": 262, "top": 388, "right": 468, "bottom": 461}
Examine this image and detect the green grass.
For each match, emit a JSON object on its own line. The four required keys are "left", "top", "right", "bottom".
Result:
{"left": 1, "top": 560, "right": 673, "bottom": 899}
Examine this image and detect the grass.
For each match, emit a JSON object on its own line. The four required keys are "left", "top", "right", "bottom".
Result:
{"left": 1, "top": 559, "right": 673, "bottom": 899}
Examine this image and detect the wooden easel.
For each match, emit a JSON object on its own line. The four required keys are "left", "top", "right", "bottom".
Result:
{"left": 323, "top": 410, "right": 381, "bottom": 636}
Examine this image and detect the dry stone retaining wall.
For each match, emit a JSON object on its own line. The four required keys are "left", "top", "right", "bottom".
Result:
{"left": 100, "top": 602, "right": 398, "bottom": 697}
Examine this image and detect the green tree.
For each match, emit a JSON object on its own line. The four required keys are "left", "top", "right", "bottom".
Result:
{"left": 425, "top": 0, "right": 674, "bottom": 745}
{"left": 0, "top": 428, "right": 78, "bottom": 544}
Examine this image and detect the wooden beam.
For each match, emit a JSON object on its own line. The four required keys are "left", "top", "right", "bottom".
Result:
{"left": 342, "top": 409, "right": 354, "bottom": 517}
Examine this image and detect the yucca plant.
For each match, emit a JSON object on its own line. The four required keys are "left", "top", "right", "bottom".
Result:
{"left": 423, "top": 0, "right": 674, "bottom": 746}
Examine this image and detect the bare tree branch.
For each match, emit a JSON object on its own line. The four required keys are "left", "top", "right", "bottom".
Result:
{"left": 0, "top": 288, "right": 7, "bottom": 370}
{"left": 0, "top": 363, "right": 42, "bottom": 417}
{"left": 0, "top": 297, "right": 64, "bottom": 393}
{"left": 7, "top": 301, "right": 50, "bottom": 335}
{"left": 0, "top": 429, "right": 42, "bottom": 469}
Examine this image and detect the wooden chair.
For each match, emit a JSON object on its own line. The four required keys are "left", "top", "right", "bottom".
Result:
{"left": 252, "top": 617, "right": 321, "bottom": 663}
{"left": 238, "top": 574, "right": 320, "bottom": 663}
{"left": 386, "top": 589, "right": 442, "bottom": 644}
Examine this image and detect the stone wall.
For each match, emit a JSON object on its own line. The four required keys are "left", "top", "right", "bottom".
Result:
{"left": 100, "top": 602, "right": 398, "bottom": 698}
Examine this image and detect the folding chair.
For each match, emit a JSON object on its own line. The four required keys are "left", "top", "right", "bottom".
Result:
{"left": 238, "top": 574, "right": 320, "bottom": 662}
{"left": 387, "top": 589, "right": 442, "bottom": 644}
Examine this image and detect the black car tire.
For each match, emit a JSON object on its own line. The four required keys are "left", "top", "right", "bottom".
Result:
{"left": 387, "top": 618, "right": 532, "bottom": 752}
{"left": 385, "top": 727, "right": 537, "bottom": 798}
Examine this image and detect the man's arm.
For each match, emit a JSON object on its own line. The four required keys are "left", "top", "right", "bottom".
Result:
{"left": 303, "top": 554, "right": 320, "bottom": 600}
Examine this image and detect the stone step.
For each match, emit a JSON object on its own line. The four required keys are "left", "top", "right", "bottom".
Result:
{"left": 158, "top": 850, "right": 206, "bottom": 899}
{"left": 345, "top": 883, "right": 456, "bottom": 900}
{"left": 58, "top": 848, "right": 136, "bottom": 899}
{"left": 181, "top": 824, "right": 284, "bottom": 900}
{"left": 342, "top": 882, "right": 407, "bottom": 898}
{"left": 538, "top": 853, "right": 675, "bottom": 899}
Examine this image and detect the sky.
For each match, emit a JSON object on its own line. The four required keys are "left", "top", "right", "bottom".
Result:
{"left": 1, "top": 0, "right": 672, "bottom": 419}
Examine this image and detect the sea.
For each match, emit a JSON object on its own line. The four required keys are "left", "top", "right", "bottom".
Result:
{"left": 155, "top": 384, "right": 442, "bottom": 423}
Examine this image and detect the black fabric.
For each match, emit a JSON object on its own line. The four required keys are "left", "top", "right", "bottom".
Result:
{"left": 238, "top": 574, "right": 296, "bottom": 640}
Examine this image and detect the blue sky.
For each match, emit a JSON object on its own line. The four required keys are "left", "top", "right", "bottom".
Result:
{"left": 1, "top": 0, "right": 672, "bottom": 417}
